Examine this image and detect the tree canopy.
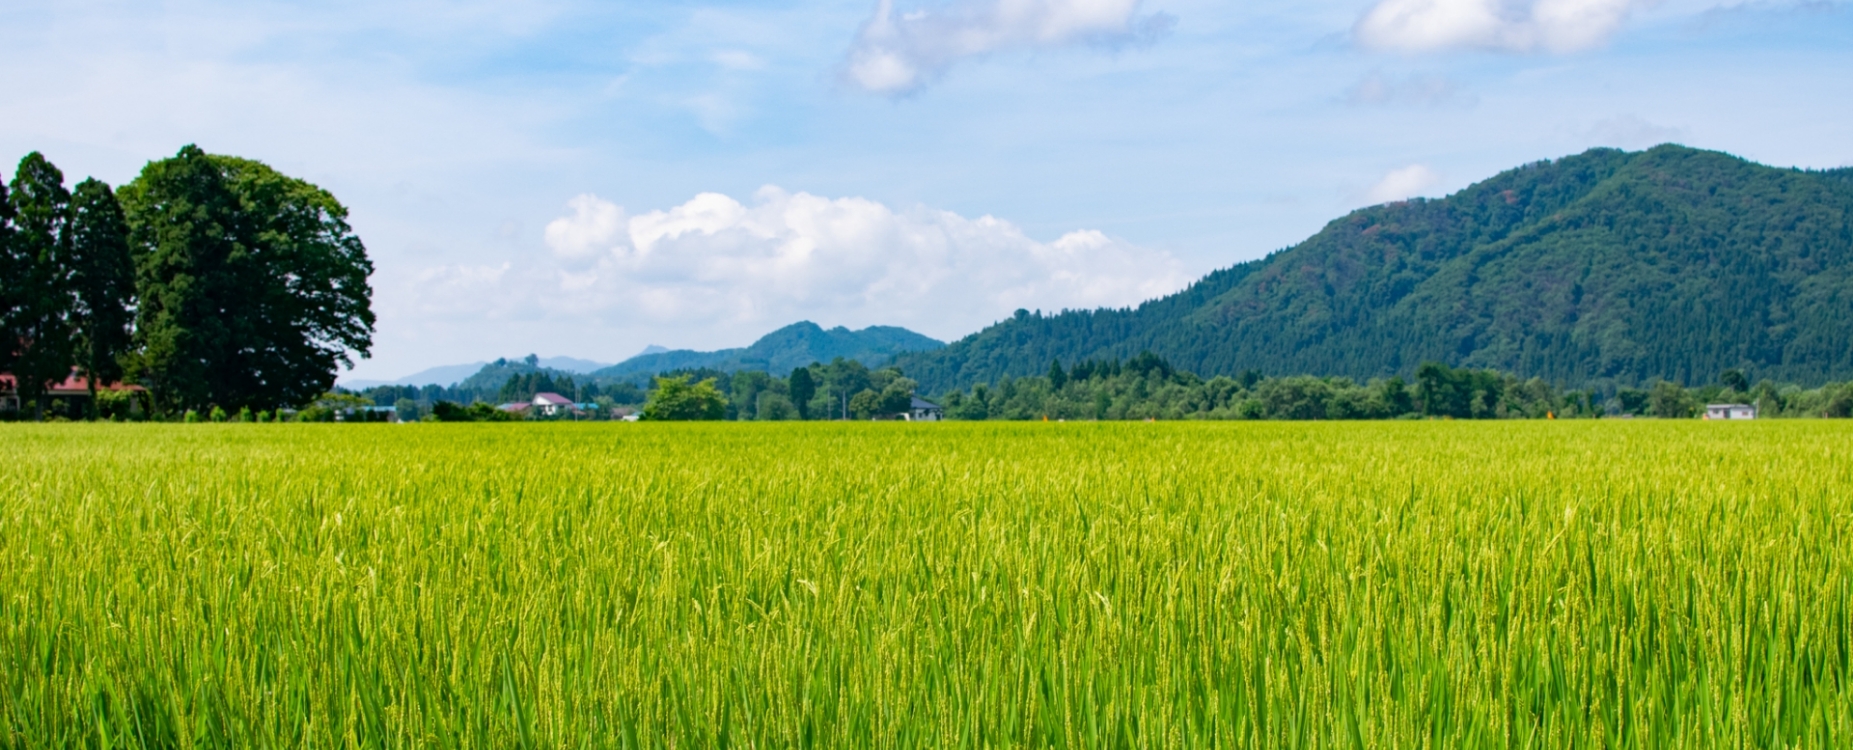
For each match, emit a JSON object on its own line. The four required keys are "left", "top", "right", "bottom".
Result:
{"left": 642, "top": 375, "right": 727, "bottom": 421}
{"left": 4, "top": 153, "right": 76, "bottom": 416}
{"left": 119, "top": 145, "right": 375, "bottom": 413}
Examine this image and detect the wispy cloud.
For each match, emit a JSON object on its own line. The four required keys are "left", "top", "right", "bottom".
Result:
{"left": 841, "top": 0, "right": 1175, "bottom": 95}
{"left": 1342, "top": 70, "right": 1476, "bottom": 107}
{"left": 1354, "top": 0, "right": 1657, "bottom": 54}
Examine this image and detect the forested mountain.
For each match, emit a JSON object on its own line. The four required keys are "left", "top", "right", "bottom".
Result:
{"left": 592, "top": 321, "right": 943, "bottom": 383}
{"left": 895, "top": 145, "right": 1853, "bottom": 393}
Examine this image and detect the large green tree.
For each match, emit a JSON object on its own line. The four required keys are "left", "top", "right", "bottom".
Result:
{"left": 120, "top": 145, "right": 374, "bottom": 413}
{"left": 642, "top": 375, "right": 726, "bottom": 421}
{"left": 67, "top": 178, "right": 136, "bottom": 417}
{"left": 5, "top": 153, "right": 75, "bottom": 418}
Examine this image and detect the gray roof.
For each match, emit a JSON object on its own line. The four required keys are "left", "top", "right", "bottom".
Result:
{"left": 911, "top": 397, "right": 941, "bottom": 410}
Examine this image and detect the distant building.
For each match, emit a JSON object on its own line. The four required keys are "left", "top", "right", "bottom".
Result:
{"left": 1, "top": 371, "right": 146, "bottom": 415}
{"left": 497, "top": 402, "right": 532, "bottom": 414}
{"left": 532, "top": 392, "right": 575, "bottom": 417}
{"left": 908, "top": 397, "right": 944, "bottom": 422}
{"left": 1705, "top": 403, "right": 1757, "bottom": 420}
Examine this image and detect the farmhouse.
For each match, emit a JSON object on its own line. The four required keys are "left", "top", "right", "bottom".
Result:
{"left": 0, "top": 371, "right": 146, "bottom": 416}
{"left": 908, "top": 397, "right": 944, "bottom": 422}
{"left": 1705, "top": 403, "right": 1757, "bottom": 420}
{"left": 532, "top": 392, "right": 575, "bottom": 416}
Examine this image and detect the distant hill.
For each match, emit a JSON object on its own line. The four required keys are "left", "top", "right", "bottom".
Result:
{"left": 342, "top": 362, "right": 487, "bottom": 389}
{"left": 593, "top": 322, "right": 944, "bottom": 383}
{"left": 341, "top": 355, "right": 610, "bottom": 390}
{"left": 535, "top": 356, "right": 612, "bottom": 374}
{"left": 895, "top": 145, "right": 1853, "bottom": 393}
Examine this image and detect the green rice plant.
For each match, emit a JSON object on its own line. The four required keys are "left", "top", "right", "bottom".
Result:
{"left": 1, "top": 421, "right": 1849, "bottom": 747}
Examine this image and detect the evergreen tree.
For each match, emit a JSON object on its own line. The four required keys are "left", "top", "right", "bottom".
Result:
{"left": 66, "top": 179, "right": 136, "bottom": 418}
{"left": 788, "top": 367, "right": 815, "bottom": 420}
{"left": 1048, "top": 359, "right": 1067, "bottom": 389}
{"left": 5, "top": 153, "right": 75, "bottom": 419}
{"left": 0, "top": 172, "right": 15, "bottom": 389}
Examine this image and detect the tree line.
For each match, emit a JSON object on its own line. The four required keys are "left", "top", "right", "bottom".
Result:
{"left": 933, "top": 357, "right": 1853, "bottom": 421}
{"left": 336, "top": 351, "right": 1853, "bottom": 422}
{"left": 0, "top": 147, "right": 374, "bottom": 420}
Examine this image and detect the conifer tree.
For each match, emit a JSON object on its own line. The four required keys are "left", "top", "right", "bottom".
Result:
{"left": 67, "top": 178, "right": 136, "bottom": 418}
{"left": 6, "top": 153, "right": 75, "bottom": 419}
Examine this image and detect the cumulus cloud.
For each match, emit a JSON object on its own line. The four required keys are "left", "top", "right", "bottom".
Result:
{"left": 841, "top": 0, "right": 1175, "bottom": 94}
{"left": 1354, "top": 0, "right": 1656, "bottom": 54}
{"left": 416, "top": 188, "right": 1190, "bottom": 340}
{"left": 1363, "top": 164, "right": 1443, "bottom": 204}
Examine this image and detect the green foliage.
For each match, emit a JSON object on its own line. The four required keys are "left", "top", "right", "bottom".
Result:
{"left": 642, "top": 375, "right": 726, "bottom": 421}
{"left": 591, "top": 321, "right": 943, "bottom": 384}
{"left": 755, "top": 391, "right": 798, "bottom": 421}
{"left": 897, "top": 145, "right": 1853, "bottom": 393}
{"left": 66, "top": 178, "right": 136, "bottom": 417}
{"left": 93, "top": 388, "right": 141, "bottom": 421}
{"left": 927, "top": 355, "right": 1853, "bottom": 421}
{"left": 4, "top": 423, "right": 1853, "bottom": 744}
{"left": 848, "top": 389, "right": 882, "bottom": 420}
{"left": 119, "top": 145, "right": 375, "bottom": 415}
{"left": 3, "top": 153, "right": 75, "bottom": 418}
{"left": 787, "top": 367, "right": 815, "bottom": 419}
{"left": 496, "top": 371, "right": 579, "bottom": 404}
{"left": 431, "top": 400, "right": 518, "bottom": 422}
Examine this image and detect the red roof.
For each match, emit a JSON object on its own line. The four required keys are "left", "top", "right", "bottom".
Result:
{"left": 533, "top": 392, "right": 574, "bottom": 406}
{"left": 0, "top": 372, "right": 145, "bottom": 395}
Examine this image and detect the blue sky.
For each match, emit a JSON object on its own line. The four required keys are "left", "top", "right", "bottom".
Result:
{"left": 2, "top": 0, "right": 1849, "bottom": 381}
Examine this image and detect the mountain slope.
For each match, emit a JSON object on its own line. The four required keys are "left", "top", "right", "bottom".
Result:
{"left": 593, "top": 322, "right": 944, "bottom": 383}
{"left": 895, "top": 145, "right": 1853, "bottom": 392}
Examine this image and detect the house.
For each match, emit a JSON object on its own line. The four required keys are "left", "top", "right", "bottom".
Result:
{"left": 1705, "top": 403, "right": 1757, "bottom": 420}
{"left": 907, "top": 397, "right": 944, "bottom": 422}
{"left": 497, "top": 402, "right": 532, "bottom": 414}
{"left": 1, "top": 371, "right": 146, "bottom": 416}
{"left": 532, "top": 392, "right": 576, "bottom": 417}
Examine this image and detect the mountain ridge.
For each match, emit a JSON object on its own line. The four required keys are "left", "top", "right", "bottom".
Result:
{"left": 593, "top": 322, "right": 945, "bottom": 383}
{"left": 894, "top": 145, "right": 1853, "bottom": 393}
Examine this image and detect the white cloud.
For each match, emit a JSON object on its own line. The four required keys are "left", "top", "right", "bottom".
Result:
{"left": 479, "top": 187, "right": 1191, "bottom": 340}
{"left": 1354, "top": 0, "right": 1656, "bottom": 54}
{"left": 842, "top": 0, "right": 1176, "bottom": 94}
{"left": 1363, "top": 164, "right": 1443, "bottom": 204}
{"left": 1343, "top": 70, "right": 1475, "bottom": 107}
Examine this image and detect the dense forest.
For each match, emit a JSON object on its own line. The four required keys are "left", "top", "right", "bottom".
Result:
{"left": 894, "top": 145, "right": 1853, "bottom": 394}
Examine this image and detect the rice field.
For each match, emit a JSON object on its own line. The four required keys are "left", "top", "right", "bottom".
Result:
{"left": 2, "top": 421, "right": 1850, "bottom": 748}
